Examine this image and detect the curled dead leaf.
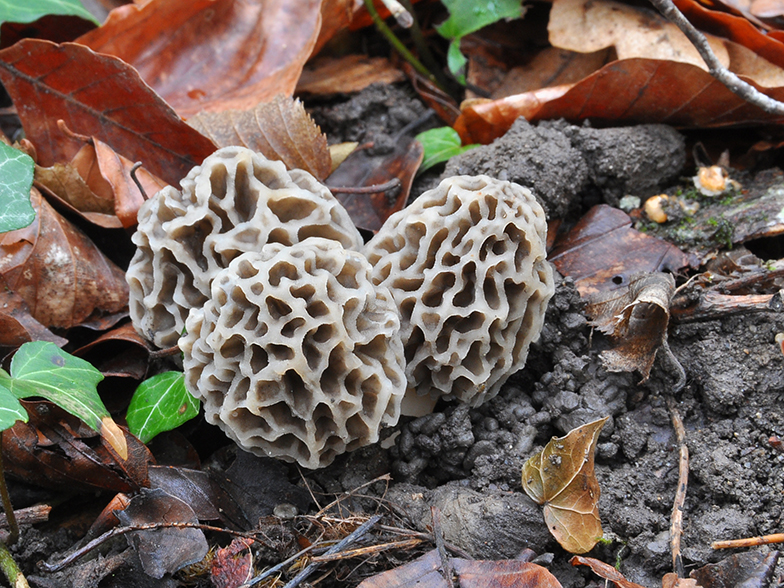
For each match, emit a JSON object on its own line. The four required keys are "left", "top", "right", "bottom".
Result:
{"left": 585, "top": 273, "right": 675, "bottom": 381}
{"left": 188, "top": 95, "right": 331, "bottom": 180}
{"left": 522, "top": 417, "right": 608, "bottom": 554}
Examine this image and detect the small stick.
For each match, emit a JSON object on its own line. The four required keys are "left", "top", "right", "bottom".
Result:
{"left": 129, "top": 162, "right": 150, "bottom": 201}
{"left": 314, "top": 474, "right": 391, "bottom": 517}
{"left": 431, "top": 507, "right": 455, "bottom": 588}
{"left": 281, "top": 515, "right": 382, "bottom": 588}
{"left": 41, "top": 522, "right": 266, "bottom": 572}
{"left": 378, "top": 524, "right": 474, "bottom": 559}
{"left": 667, "top": 395, "right": 689, "bottom": 578}
{"left": 330, "top": 179, "right": 401, "bottom": 195}
{"left": 648, "top": 0, "right": 784, "bottom": 115}
{"left": 310, "top": 538, "right": 423, "bottom": 562}
{"left": 240, "top": 543, "right": 317, "bottom": 588}
{"left": 147, "top": 345, "right": 181, "bottom": 360}
{"left": 712, "top": 533, "right": 784, "bottom": 549}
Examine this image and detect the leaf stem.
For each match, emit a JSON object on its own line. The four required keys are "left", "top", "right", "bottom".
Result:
{"left": 0, "top": 539, "right": 29, "bottom": 588}
{"left": 0, "top": 438, "right": 18, "bottom": 546}
{"left": 363, "top": 0, "right": 444, "bottom": 91}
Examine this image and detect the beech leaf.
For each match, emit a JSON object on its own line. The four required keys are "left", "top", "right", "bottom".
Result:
{"left": 0, "top": 341, "right": 127, "bottom": 458}
{"left": 0, "top": 142, "right": 35, "bottom": 233}
{"left": 585, "top": 273, "right": 675, "bottom": 381}
{"left": 188, "top": 95, "right": 331, "bottom": 180}
{"left": 522, "top": 417, "right": 608, "bottom": 554}
{"left": 127, "top": 372, "right": 199, "bottom": 444}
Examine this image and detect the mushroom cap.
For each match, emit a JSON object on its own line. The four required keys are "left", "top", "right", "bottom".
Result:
{"left": 364, "top": 175, "right": 555, "bottom": 409}
{"left": 127, "top": 146, "right": 363, "bottom": 348}
{"left": 179, "top": 238, "right": 406, "bottom": 469}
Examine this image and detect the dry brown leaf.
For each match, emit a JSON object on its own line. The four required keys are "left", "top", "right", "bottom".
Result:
{"left": 571, "top": 556, "right": 647, "bottom": 588}
{"left": 549, "top": 0, "right": 730, "bottom": 70}
{"left": 522, "top": 417, "right": 608, "bottom": 554}
{"left": 297, "top": 55, "right": 405, "bottom": 96}
{"left": 77, "top": 0, "right": 322, "bottom": 118}
{"left": 662, "top": 574, "right": 701, "bottom": 588}
{"left": 585, "top": 273, "right": 675, "bottom": 381}
{"left": 188, "top": 95, "right": 331, "bottom": 180}
{"left": 550, "top": 205, "right": 691, "bottom": 297}
{"left": 0, "top": 277, "right": 67, "bottom": 348}
{"left": 0, "top": 188, "right": 128, "bottom": 329}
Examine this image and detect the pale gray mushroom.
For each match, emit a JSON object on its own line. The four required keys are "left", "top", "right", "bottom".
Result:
{"left": 364, "top": 175, "right": 554, "bottom": 413}
{"left": 179, "top": 238, "right": 406, "bottom": 469}
{"left": 126, "top": 147, "right": 363, "bottom": 348}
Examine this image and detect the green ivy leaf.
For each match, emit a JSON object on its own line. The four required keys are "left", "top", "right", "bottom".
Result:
{"left": 436, "top": 0, "right": 524, "bottom": 83}
{"left": 126, "top": 372, "right": 199, "bottom": 443}
{"left": 416, "top": 127, "right": 479, "bottom": 173}
{"left": 0, "top": 374, "right": 29, "bottom": 431}
{"left": 0, "top": 142, "right": 35, "bottom": 233}
{"left": 0, "top": 0, "right": 99, "bottom": 27}
{"left": 0, "top": 342, "right": 127, "bottom": 458}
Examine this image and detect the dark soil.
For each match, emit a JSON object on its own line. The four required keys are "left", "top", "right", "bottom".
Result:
{"left": 13, "top": 82, "right": 784, "bottom": 588}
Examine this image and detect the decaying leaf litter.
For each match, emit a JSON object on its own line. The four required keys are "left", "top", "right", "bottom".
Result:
{"left": 0, "top": 0, "right": 783, "bottom": 587}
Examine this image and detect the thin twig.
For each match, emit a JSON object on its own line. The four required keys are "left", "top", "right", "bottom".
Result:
{"left": 330, "top": 179, "right": 401, "bottom": 195}
{"left": 649, "top": 0, "right": 784, "bottom": 115}
{"left": 377, "top": 524, "right": 474, "bottom": 559}
{"left": 431, "top": 507, "right": 455, "bottom": 588}
{"left": 281, "top": 515, "right": 382, "bottom": 588}
{"left": 0, "top": 439, "right": 18, "bottom": 546}
{"left": 129, "top": 162, "right": 150, "bottom": 201}
{"left": 712, "top": 533, "right": 784, "bottom": 549}
{"left": 666, "top": 395, "right": 689, "bottom": 578}
{"left": 41, "top": 522, "right": 266, "bottom": 572}
{"left": 147, "top": 345, "right": 181, "bottom": 360}
{"left": 314, "top": 474, "right": 392, "bottom": 517}
{"left": 310, "top": 538, "right": 423, "bottom": 562}
{"left": 240, "top": 543, "right": 318, "bottom": 588}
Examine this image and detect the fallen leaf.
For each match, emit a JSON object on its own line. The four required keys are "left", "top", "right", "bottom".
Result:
{"left": 357, "top": 549, "right": 564, "bottom": 588}
{"left": 585, "top": 273, "right": 675, "bottom": 381}
{"left": 326, "top": 139, "right": 423, "bottom": 231}
{"left": 74, "top": 322, "right": 152, "bottom": 379}
{"left": 297, "top": 54, "right": 405, "bottom": 96}
{"left": 454, "top": 59, "right": 784, "bottom": 145}
{"left": 521, "top": 417, "right": 608, "bottom": 554}
{"left": 690, "top": 550, "right": 779, "bottom": 588}
{"left": 77, "top": 0, "right": 322, "bottom": 117}
{"left": 0, "top": 39, "right": 217, "bottom": 185}
{"left": 0, "top": 188, "right": 128, "bottom": 329}
{"left": 549, "top": 205, "right": 692, "bottom": 297}
{"left": 549, "top": 0, "right": 730, "bottom": 71}
{"left": 662, "top": 574, "right": 700, "bottom": 588}
{"left": 0, "top": 277, "right": 67, "bottom": 348}
{"left": 2, "top": 400, "right": 151, "bottom": 493}
{"left": 211, "top": 538, "right": 254, "bottom": 588}
{"left": 188, "top": 95, "right": 331, "bottom": 180}
{"left": 115, "top": 487, "right": 208, "bottom": 579}
{"left": 570, "top": 555, "right": 646, "bottom": 588}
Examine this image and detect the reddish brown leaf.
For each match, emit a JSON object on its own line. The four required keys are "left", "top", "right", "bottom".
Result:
{"left": 522, "top": 418, "right": 608, "bottom": 554}
{"left": 0, "top": 277, "right": 67, "bottom": 348}
{"left": 75, "top": 322, "right": 152, "bottom": 379}
{"left": 455, "top": 60, "right": 784, "bottom": 145}
{"left": 3, "top": 401, "right": 151, "bottom": 493}
{"left": 549, "top": 205, "right": 692, "bottom": 297}
{"left": 690, "top": 551, "right": 779, "bottom": 588}
{"left": 77, "top": 0, "right": 322, "bottom": 117}
{"left": 188, "top": 95, "right": 331, "bottom": 180}
{"left": 0, "top": 188, "right": 128, "bottom": 329}
{"left": 326, "top": 139, "right": 423, "bottom": 232}
{"left": 357, "top": 550, "right": 563, "bottom": 588}
{"left": 674, "top": 0, "right": 784, "bottom": 68}
{"left": 570, "top": 556, "right": 646, "bottom": 588}
{"left": 297, "top": 55, "right": 406, "bottom": 96}
{"left": 0, "top": 39, "right": 217, "bottom": 185}
{"left": 93, "top": 138, "right": 167, "bottom": 227}
{"left": 211, "top": 538, "right": 254, "bottom": 588}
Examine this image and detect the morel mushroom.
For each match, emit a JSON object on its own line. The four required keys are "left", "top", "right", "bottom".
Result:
{"left": 364, "top": 175, "right": 554, "bottom": 411}
{"left": 179, "top": 238, "right": 406, "bottom": 469}
{"left": 127, "top": 147, "right": 363, "bottom": 348}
